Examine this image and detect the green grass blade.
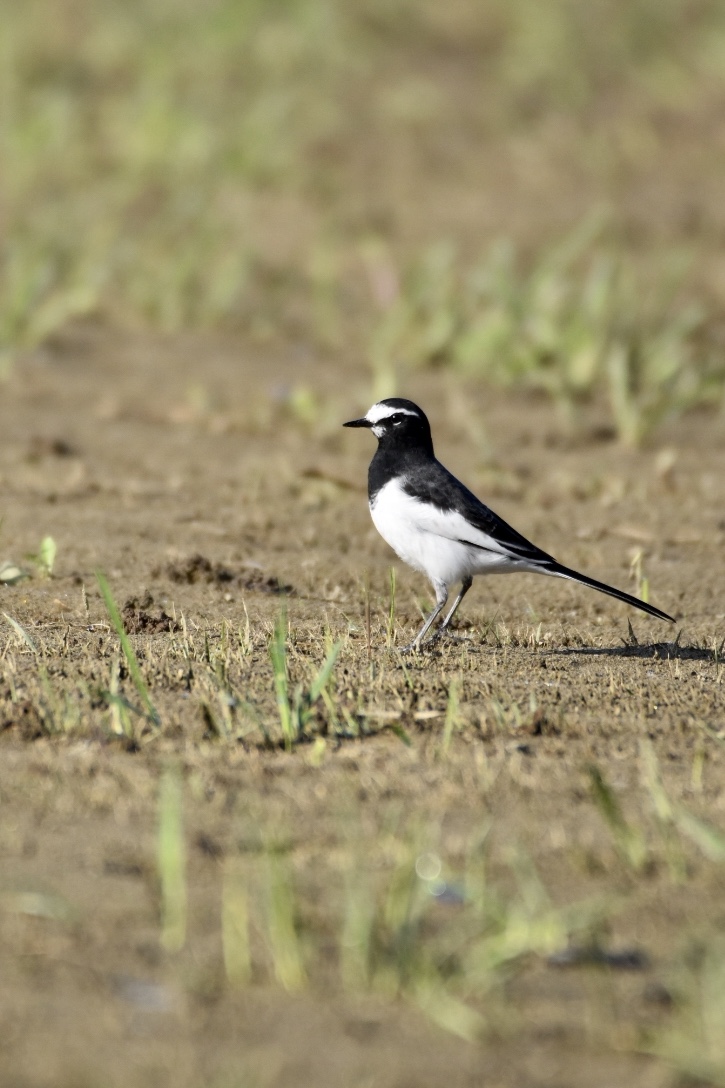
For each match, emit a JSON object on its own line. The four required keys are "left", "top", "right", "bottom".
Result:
{"left": 266, "top": 852, "right": 306, "bottom": 992}
{"left": 308, "top": 640, "right": 342, "bottom": 704}
{"left": 2, "top": 612, "right": 38, "bottom": 653}
{"left": 588, "top": 764, "right": 647, "bottom": 870}
{"left": 341, "top": 865, "right": 375, "bottom": 991}
{"left": 673, "top": 806, "right": 725, "bottom": 862}
{"left": 39, "top": 536, "right": 57, "bottom": 576}
{"left": 222, "top": 860, "right": 252, "bottom": 987}
{"left": 386, "top": 567, "right": 396, "bottom": 646}
{"left": 269, "top": 610, "right": 295, "bottom": 749}
{"left": 96, "top": 570, "right": 160, "bottom": 726}
{"left": 413, "top": 983, "right": 485, "bottom": 1043}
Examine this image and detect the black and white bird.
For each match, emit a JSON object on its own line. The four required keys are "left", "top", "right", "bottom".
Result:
{"left": 344, "top": 397, "right": 674, "bottom": 651}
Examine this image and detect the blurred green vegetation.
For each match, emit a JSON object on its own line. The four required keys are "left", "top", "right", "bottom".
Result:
{"left": 2, "top": 0, "right": 725, "bottom": 437}
{"left": 368, "top": 223, "right": 724, "bottom": 443}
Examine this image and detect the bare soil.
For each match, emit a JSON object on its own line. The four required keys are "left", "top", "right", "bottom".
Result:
{"left": 1, "top": 328, "right": 724, "bottom": 1087}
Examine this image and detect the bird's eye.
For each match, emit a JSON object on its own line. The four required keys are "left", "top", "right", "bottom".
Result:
{"left": 392, "top": 415, "right": 402, "bottom": 426}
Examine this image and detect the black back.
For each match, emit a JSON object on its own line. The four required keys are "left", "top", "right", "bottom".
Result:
{"left": 401, "top": 458, "right": 557, "bottom": 565}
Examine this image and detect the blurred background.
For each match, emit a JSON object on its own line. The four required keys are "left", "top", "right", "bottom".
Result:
{"left": 2, "top": 0, "right": 725, "bottom": 441}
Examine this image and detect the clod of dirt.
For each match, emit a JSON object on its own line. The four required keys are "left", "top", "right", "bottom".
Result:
{"left": 26, "top": 435, "right": 79, "bottom": 460}
{"left": 528, "top": 709, "right": 561, "bottom": 736}
{"left": 548, "top": 946, "right": 650, "bottom": 970}
{"left": 238, "top": 569, "right": 294, "bottom": 595}
{"left": 122, "top": 594, "right": 178, "bottom": 634}
{"left": 164, "top": 554, "right": 234, "bottom": 584}
{"left": 643, "top": 981, "right": 675, "bottom": 1007}
{"left": 195, "top": 832, "right": 223, "bottom": 859}
{"left": 103, "top": 857, "right": 146, "bottom": 878}
{"left": 161, "top": 553, "right": 293, "bottom": 594}
{"left": 0, "top": 700, "right": 46, "bottom": 740}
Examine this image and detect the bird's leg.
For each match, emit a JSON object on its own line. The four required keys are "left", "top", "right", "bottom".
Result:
{"left": 400, "top": 583, "right": 448, "bottom": 653}
{"left": 426, "top": 577, "right": 473, "bottom": 645}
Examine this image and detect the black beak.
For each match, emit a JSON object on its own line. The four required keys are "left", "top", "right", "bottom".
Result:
{"left": 343, "top": 417, "right": 372, "bottom": 428}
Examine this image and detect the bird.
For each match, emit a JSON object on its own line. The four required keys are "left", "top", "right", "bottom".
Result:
{"left": 343, "top": 397, "right": 674, "bottom": 651}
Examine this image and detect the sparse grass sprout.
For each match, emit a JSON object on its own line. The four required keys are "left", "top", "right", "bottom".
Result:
{"left": 96, "top": 570, "right": 160, "bottom": 728}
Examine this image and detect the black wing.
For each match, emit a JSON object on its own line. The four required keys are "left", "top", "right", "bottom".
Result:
{"left": 402, "top": 460, "right": 674, "bottom": 623}
{"left": 402, "top": 459, "right": 557, "bottom": 566}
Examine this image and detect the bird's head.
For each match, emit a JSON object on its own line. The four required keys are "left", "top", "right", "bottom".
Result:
{"left": 343, "top": 398, "right": 433, "bottom": 454}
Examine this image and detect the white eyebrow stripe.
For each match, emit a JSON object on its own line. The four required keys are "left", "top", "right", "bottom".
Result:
{"left": 365, "top": 403, "right": 419, "bottom": 424}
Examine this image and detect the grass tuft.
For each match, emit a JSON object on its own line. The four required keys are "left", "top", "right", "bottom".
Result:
{"left": 96, "top": 570, "right": 160, "bottom": 728}
{"left": 588, "top": 764, "right": 648, "bottom": 870}
{"left": 268, "top": 610, "right": 342, "bottom": 749}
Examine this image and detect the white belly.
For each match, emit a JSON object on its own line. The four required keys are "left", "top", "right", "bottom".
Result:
{"left": 370, "top": 478, "right": 519, "bottom": 590}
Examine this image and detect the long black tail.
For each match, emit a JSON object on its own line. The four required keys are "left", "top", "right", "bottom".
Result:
{"left": 547, "top": 563, "right": 675, "bottom": 623}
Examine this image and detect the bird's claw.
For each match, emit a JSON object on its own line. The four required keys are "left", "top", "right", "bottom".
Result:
{"left": 424, "top": 627, "right": 471, "bottom": 649}
{"left": 397, "top": 628, "right": 470, "bottom": 654}
{"left": 437, "top": 631, "right": 472, "bottom": 646}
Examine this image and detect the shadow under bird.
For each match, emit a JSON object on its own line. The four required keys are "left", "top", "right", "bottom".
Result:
{"left": 344, "top": 398, "right": 674, "bottom": 652}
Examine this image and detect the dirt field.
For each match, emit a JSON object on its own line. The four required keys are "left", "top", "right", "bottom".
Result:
{"left": 4, "top": 1, "right": 725, "bottom": 1084}
{"left": 0, "top": 328, "right": 724, "bottom": 1088}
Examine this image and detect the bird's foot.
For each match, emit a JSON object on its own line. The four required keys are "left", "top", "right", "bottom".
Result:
{"left": 424, "top": 626, "right": 471, "bottom": 648}
{"left": 398, "top": 636, "right": 442, "bottom": 654}
{"left": 397, "top": 633, "right": 465, "bottom": 654}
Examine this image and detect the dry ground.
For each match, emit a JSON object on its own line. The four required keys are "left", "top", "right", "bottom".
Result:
{"left": 5, "top": 1, "right": 725, "bottom": 1085}
{"left": 1, "top": 331, "right": 724, "bottom": 1087}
